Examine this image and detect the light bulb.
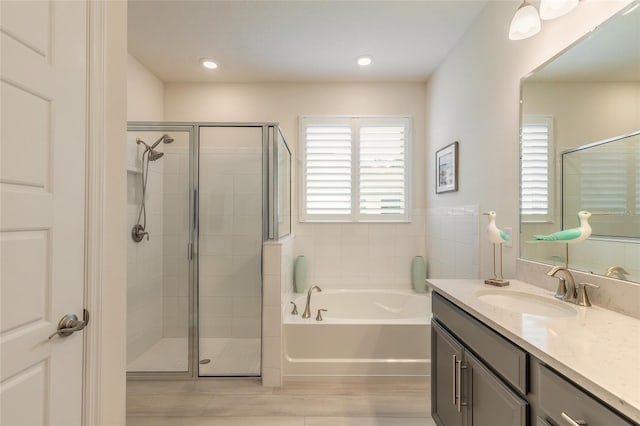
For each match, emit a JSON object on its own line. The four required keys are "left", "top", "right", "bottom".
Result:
{"left": 539, "top": 0, "right": 579, "bottom": 20}
{"left": 509, "top": 1, "right": 541, "bottom": 40}
{"left": 201, "top": 58, "right": 218, "bottom": 69}
{"left": 356, "top": 55, "right": 373, "bottom": 67}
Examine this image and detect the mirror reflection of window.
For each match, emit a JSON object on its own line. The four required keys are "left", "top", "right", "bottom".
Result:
{"left": 521, "top": 115, "right": 553, "bottom": 223}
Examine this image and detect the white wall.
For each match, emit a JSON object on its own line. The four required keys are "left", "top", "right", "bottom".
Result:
{"left": 425, "top": 0, "right": 633, "bottom": 280}
{"left": 164, "top": 83, "right": 428, "bottom": 290}
{"left": 127, "top": 54, "right": 164, "bottom": 121}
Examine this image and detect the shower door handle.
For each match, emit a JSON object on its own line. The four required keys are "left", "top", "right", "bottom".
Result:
{"left": 48, "top": 309, "right": 90, "bottom": 339}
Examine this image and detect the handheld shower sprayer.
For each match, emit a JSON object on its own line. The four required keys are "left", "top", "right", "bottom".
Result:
{"left": 132, "top": 134, "right": 173, "bottom": 242}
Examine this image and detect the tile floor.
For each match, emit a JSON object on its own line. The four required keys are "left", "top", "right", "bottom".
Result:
{"left": 127, "top": 379, "right": 435, "bottom": 426}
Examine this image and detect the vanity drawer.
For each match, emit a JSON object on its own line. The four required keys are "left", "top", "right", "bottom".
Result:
{"left": 537, "top": 364, "right": 634, "bottom": 426}
{"left": 432, "top": 292, "right": 527, "bottom": 394}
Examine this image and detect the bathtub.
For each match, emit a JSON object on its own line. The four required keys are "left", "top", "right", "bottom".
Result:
{"left": 283, "top": 289, "right": 431, "bottom": 378}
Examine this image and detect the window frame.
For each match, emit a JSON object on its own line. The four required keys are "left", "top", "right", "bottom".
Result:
{"left": 520, "top": 114, "right": 554, "bottom": 223}
{"left": 299, "top": 115, "right": 412, "bottom": 223}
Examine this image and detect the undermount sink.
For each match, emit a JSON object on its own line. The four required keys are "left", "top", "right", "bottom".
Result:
{"left": 475, "top": 289, "right": 578, "bottom": 317}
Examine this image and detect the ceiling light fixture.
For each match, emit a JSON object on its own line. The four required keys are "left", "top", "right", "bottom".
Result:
{"left": 201, "top": 58, "right": 218, "bottom": 69}
{"left": 356, "top": 55, "right": 373, "bottom": 67}
{"left": 539, "top": 0, "right": 579, "bottom": 20}
{"left": 508, "top": 1, "right": 541, "bottom": 40}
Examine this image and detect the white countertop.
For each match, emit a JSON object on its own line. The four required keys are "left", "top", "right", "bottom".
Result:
{"left": 426, "top": 279, "right": 640, "bottom": 424}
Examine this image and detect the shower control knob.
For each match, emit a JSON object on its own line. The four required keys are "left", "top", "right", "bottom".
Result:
{"left": 131, "top": 224, "right": 149, "bottom": 242}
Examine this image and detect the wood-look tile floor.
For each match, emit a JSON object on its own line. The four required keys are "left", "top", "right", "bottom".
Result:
{"left": 127, "top": 379, "right": 435, "bottom": 426}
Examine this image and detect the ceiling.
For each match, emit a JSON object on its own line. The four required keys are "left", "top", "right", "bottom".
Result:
{"left": 128, "top": 0, "right": 487, "bottom": 83}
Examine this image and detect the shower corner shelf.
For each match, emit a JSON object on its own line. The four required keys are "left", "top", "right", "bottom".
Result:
{"left": 127, "top": 167, "right": 142, "bottom": 175}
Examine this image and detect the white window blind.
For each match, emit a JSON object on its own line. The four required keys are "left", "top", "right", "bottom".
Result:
{"left": 521, "top": 116, "right": 553, "bottom": 222}
{"left": 359, "top": 125, "right": 406, "bottom": 216}
{"left": 579, "top": 144, "right": 627, "bottom": 214}
{"left": 300, "top": 117, "right": 411, "bottom": 222}
{"left": 304, "top": 125, "right": 352, "bottom": 216}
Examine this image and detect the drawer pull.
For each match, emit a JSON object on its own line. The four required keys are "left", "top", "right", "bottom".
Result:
{"left": 455, "top": 359, "right": 467, "bottom": 412}
{"left": 561, "top": 412, "right": 587, "bottom": 426}
{"left": 452, "top": 354, "right": 457, "bottom": 406}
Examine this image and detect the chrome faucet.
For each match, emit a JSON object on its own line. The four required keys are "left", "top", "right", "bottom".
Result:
{"left": 302, "top": 285, "right": 322, "bottom": 319}
{"left": 546, "top": 266, "right": 577, "bottom": 303}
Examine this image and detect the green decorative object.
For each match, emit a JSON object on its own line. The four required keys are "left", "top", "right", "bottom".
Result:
{"left": 411, "top": 256, "right": 427, "bottom": 293}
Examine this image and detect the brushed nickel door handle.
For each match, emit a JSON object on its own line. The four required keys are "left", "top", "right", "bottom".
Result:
{"left": 48, "top": 309, "right": 89, "bottom": 339}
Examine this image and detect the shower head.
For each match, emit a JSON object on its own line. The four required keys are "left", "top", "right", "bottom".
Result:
{"left": 148, "top": 148, "right": 164, "bottom": 161}
{"left": 150, "top": 134, "right": 175, "bottom": 149}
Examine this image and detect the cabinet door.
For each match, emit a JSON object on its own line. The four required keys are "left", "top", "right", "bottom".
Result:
{"left": 432, "top": 320, "right": 464, "bottom": 426}
{"left": 465, "top": 350, "right": 528, "bottom": 426}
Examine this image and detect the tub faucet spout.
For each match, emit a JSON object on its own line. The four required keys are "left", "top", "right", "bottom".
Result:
{"left": 302, "top": 285, "right": 322, "bottom": 319}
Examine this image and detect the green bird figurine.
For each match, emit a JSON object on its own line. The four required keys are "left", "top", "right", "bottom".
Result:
{"left": 534, "top": 211, "right": 592, "bottom": 243}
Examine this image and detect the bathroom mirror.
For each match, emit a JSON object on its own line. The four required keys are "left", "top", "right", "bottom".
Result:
{"left": 519, "top": 3, "right": 640, "bottom": 283}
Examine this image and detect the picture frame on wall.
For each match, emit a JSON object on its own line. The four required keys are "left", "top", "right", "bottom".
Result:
{"left": 435, "top": 141, "right": 459, "bottom": 194}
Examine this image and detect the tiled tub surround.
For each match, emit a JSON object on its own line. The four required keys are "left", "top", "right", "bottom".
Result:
{"left": 263, "top": 236, "right": 295, "bottom": 386}
{"left": 293, "top": 210, "right": 427, "bottom": 290}
{"left": 426, "top": 278, "right": 640, "bottom": 423}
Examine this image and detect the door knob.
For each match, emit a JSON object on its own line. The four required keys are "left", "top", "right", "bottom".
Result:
{"left": 48, "top": 309, "right": 89, "bottom": 339}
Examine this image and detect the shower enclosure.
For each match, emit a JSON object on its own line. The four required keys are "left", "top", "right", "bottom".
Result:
{"left": 126, "top": 123, "right": 291, "bottom": 378}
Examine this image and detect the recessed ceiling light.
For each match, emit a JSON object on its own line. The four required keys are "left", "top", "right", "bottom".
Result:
{"left": 356, "top": 55, "right": 373, "bottom": 67}
{"left": 201, "top": 58, "right": 218, "bottom": 69}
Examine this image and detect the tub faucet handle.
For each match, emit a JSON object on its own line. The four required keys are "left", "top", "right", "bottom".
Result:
{"left": 290, "top": 301, "right": 298, "bottom": 315}
{"left": 316, "top": 309, "right": 327, "bottom": 321}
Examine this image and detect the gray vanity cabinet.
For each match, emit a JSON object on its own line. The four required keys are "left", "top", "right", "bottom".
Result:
{"left": 431, "top": 319, "right": 527, "bottom": 426}
{"left": 431, "top": 291, "right": 639, "bottom": 426}
{"left": 432, "top": 321, "right": 464, "bottom": 426}
{"left": 465, "top": 350, "right": 527, "bottom": 425}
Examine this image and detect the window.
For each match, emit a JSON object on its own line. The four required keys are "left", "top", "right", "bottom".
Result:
{"left": 300, "top": 116, "right": 411, "bottom": 222}
{"left": 520, "top": 115, "right": 553, "bottom": 222}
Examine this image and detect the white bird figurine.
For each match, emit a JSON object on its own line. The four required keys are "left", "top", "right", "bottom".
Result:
{"left": 484, "top": 211, "right": 510, "bottom": 244}
{"left": 534, "top": 211, "right": 592, "bottom": 243}
{"left": 482, "top": 211, "right": 509, "bottom": 286}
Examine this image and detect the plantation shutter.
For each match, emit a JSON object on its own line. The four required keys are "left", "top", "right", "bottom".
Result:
{"left": 300, "top": 116, "right": 411, "bottom": 222}
{"left": 303, "top": 124, "right": 352, "bottom": 216}
{"left": 579, "top": 143, "right": 627, "bottom": 214}
{"left": 359, "top": 124, "right": 407, "bottom": 216}
{"left": 521, "top": 116, "right": 553, "bottom": 221}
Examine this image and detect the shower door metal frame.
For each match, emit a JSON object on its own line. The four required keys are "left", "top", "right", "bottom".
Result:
{"left": 126, "top": 123, "right": 197, "bottom": 380}
{"left": 126, "top": 121, "right": 287, "bottom": 380}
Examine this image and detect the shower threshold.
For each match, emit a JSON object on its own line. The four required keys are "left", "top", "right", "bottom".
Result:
{"left": 127, "top": 337, "right": 261, "bottom": 376}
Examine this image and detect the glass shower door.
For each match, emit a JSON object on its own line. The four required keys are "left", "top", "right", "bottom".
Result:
{"left": 126, "top": 126, "right": 193, "bottom": 375}
{"left": 198, "top": 126, "right": 263, "bottom": 376}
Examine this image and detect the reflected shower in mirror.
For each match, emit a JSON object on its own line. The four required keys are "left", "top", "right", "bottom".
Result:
{"left": 519, "top": 3, "right": 640, "bottom": 283}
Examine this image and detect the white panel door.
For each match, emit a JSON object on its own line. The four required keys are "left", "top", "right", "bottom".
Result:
{"left": 0, "top": 1, "right": 87, "bottom": 425}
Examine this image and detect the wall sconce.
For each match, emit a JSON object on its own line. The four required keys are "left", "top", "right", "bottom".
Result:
{"left": 509, "top": 0, "right": 580, "bottom": 40}
{"left": 509, "top": 1, "right": 541, "bottom": 40}
{"left": 539, "top": 0, "right": 579, "bottom": 20}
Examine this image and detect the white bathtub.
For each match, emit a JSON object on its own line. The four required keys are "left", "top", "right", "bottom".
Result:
{"left": 283, "top": 289, "right": 431, "bottom": 378}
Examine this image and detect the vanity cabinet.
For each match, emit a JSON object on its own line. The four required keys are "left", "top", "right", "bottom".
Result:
{"left": 432, "top": 318, "right": 527, "bottom": 426}
{"left": 431, "top": 291, "right": 637, "bottom": 426}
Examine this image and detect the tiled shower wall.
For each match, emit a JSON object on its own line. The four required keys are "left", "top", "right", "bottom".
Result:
{"left": 161, "top": 137, "right": 190, "bottom": 338}
{"left": 197, "top": 131, "right": 263, "bottom": 339}
{"left": 126, "top": 132, "right": 164, "bottom": 363}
